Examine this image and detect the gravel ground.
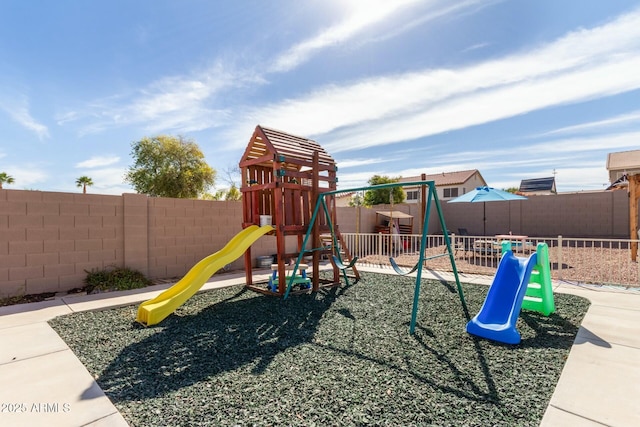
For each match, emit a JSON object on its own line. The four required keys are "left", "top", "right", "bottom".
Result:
{"left": 362, "top": 243, "right": 640, "bottom": 287}
{"left": 49, "top": 272, "right": 589, "bottom": 426}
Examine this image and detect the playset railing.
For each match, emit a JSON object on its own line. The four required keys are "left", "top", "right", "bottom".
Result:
{"left": 341, "top": 232, "right": 640, "bottom": 288}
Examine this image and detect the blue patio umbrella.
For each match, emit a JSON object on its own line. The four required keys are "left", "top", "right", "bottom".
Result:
{"left": 448, "top": 186, "right": 527, "bottom": 235}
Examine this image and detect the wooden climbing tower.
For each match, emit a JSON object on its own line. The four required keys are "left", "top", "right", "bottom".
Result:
{"left": 239, "top": 125, "right": 358, "bottom": 295}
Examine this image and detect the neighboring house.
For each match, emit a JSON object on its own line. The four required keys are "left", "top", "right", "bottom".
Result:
{"left": 606, "top": 149, "right": 640, "bottom": 189}
{"left": 335, "top": 191, "right": 357, "bottom": 207}
{"left": 399, "top": 169, "right": 487, "bottom": 202}
{"left": 519, "top": 177, "right": 557, "bottom": 195}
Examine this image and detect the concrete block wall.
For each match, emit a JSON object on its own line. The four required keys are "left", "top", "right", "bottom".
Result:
{"left": 337, "top": 190, "right": 631, "bottom": 239}
{"left": 0, "top": 189, "right": 124, "bottom": 298}
{"left": 146, "top": 197, "right": 281, "bottom": 279}
{"left": 611, "top": 189, "right": 630, "bottom": 236}
{"left": 1, "top": 188, "right": 632, "bottom": 298}
{"left": 0, "top": 190, "right": 286, "bottom": 298}
{"left": 518, "top": 191, "right": 628, "bottom": 238}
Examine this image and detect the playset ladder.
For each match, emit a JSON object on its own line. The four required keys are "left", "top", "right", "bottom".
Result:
{"left": 522, "top": 243, "right": 555, "bottom": 315}
{"left": 498, "top": 241, "right": 555, "bottom": 316}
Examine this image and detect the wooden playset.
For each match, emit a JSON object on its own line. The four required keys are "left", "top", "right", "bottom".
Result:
{"left": 238, "top": 125, "right": 470, "bottom": 336}
{"left": 239, "top": 125, "right": 359, "bottom": 295}
{"left": 138, "top": 126, "right": 468, "bottom": 332}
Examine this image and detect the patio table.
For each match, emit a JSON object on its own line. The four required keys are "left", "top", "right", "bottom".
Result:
{"left": 473, "top": 239, "right": 501, "bottom": 257}
{"left": 495, "top": 234, "right": 530, "bottom": 253}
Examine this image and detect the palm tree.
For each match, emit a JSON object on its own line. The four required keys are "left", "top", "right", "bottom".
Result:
{"left": 76, "top": 176, "right": 94, "bottom": 194}
{"left": 0, "top": 172, "right": 15, "bottom": 189}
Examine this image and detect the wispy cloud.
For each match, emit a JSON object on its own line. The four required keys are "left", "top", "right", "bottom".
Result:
{"left": 269, "top": 0, "right": 423, "bottom": 73}
{"left": 530, "top": 131, "right": 640, "bottom": 154}
{"left": 229, "top": 7, "right": 640, "bottom": 153}
{"left": 76, "top": 155, "right": 120, "bottom": 168}
{"left": 59, "top": 1, "right": 640, "bottom": 162}
{"left": 0, "top": 95, "right": 49, "bottom": 140}
{"left": 124, "top": 70, "right": 240, "bottom": 132}
{"left": 337, "top": 157, "right": 397, "bottom": 169}
{"left": 552, "top": 166, "right": 610, "bottom": 190}
{"left": 371, "top": 129, "right": 630, "bottom": 191}
{"left": 333, "top": 170, "right": 384, "bottom": 189}
{"left": 536, "top": 110, "right": 640, "bottom": 137}
{"left": 408, "top": 130, "right": 637, "bottom": 174}
{"left": 2, "top": 164, "right": 48, "bottom": 188}
{"left": 271, "top": 0, "right": 495, "bottom": 73}
{"left": 63, "top": 0, "right": 485, "bottom": 137}
{"left": 332, "top": 56, "right": 640, "bottom": 152}
{"left": 60, "top": 62, "right": 263, "bottom": 135}
{"left": 81, "top": 167, "right": 130, "bottom": 194}
{"left": 461, "top": 42, "right": 490, "bottom": 53}
{"left": 358, "top": 0, "right": 500, "bottom": 48}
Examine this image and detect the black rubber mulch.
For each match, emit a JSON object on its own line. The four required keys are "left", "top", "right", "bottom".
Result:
{"left": 49, "top": 272, "right": 589, "bottom": 426}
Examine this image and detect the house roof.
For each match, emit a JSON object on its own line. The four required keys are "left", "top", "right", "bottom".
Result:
{"left": 240, "top": 125, "right": 335, "bottom": 171}
{"left": 606, "top": 173, "right": 629, "bottom": 190}
{"left": 335, "top": 191, "right": 356, "bottom": 198}
{"left": 399, "top": 169, "right": 484, "bottom": 187}
{"left": 607, "top": 149, "right": 640, "bottom": 171}
{"left": 519, "top": 177, "right": 556, "bottom": 193}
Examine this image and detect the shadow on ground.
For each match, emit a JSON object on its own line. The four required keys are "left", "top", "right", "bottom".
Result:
{"left": 95, "top": 286, "right": 345, "bottom": 401}
{"left": 50, "top": 272, "right": 590, "bottom": 425}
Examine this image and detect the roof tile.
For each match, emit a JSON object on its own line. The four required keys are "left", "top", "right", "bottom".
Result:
{"left": 400, "top": 169, "right": 481, "bottom": 186}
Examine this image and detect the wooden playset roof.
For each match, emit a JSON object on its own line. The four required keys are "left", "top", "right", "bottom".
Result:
{"left": 240, "top": 125, "right": 336, "bottom": 171}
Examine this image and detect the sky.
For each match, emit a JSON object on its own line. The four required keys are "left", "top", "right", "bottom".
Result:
{"left": 1, "top": 0, "right": 640, "bottom": 195}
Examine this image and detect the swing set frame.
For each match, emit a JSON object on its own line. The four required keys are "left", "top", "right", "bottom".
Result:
{"left": 284, "top": 180, "right": 469, "bottom": 333}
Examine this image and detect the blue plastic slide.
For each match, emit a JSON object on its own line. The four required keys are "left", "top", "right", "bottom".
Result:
{"left": 466, "top": 251, "right": 538, "bottom": 344}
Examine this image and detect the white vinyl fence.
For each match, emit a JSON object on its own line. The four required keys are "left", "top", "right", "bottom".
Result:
{"left": 341, "top": 233, "right": 640, "bottom": 288}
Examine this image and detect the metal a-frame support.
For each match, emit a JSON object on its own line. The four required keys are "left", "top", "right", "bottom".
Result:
{"left": 284, "top": 180, "right": 469, "bottom": 334}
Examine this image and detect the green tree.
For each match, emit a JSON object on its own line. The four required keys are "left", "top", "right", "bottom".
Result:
{"left": 125, "top": 135, "right": 216, "bottom": 198}
{"left": 201, "top": 189, "right": 227, "bottom": 200}
{"left": 503, "top": 187, "right": 519, "bottom": 194}
{"left": 0, "top": 172, "right": 15, "bottom": 189}
{"left": 226, "top": 184, "right": 242, "bottom": 201}
{"left": 348, "top": 192, "right": 365, "bottom": 207}
{"left": 363, "top": 175, "right": 405, "bottom": 207}
{"left": 202, "top": 184, "right": 242, "bottom": 201}
{"left": 215, "top": 165, "right": 242, "bottom": 201}
{"left": 75, "top": 176, "right": 94, "bottom": 194}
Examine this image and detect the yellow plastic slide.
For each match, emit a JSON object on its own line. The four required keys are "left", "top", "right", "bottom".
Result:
{"left": 136, "top": 225, "right": 273, "bottom": 326}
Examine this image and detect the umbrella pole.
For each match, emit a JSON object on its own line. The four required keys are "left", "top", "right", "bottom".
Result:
{"left": 483, "top": 202, "right": 486, "bottom": 236}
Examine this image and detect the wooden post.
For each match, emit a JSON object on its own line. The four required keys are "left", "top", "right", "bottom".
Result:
{"left": 242, "top": 166, "right": 253, "bottom": 287}
{"left": 630, "top": 174, "right": 640, "bottom": 261}
{"left": 274, "top": 160, "right": 287, "bottom": 294}
{"left": 312, "top": 151, "right": 321, "bottom": 291}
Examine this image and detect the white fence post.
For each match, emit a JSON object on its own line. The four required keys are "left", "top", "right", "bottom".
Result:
{"left": 557, "top": 235, "right": 563, "bottom": 280}
{"left": 341, "top": 232, "right": 639, "bottom": 287}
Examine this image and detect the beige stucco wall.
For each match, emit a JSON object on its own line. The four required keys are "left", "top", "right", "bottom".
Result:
{"left": 0, "top": 190, "right": 288, "bottom": 298}
{"left": 1, "top": 190, "right": 126, "bottom": 297}
{"left": 459, "top": 173, "right": 486, "bottom": 198}
{"left": 337, "top": 189, "right": 630, "bottom": 238}
{"left": 0, "top": 188, "right": 631, "bottom": 298}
